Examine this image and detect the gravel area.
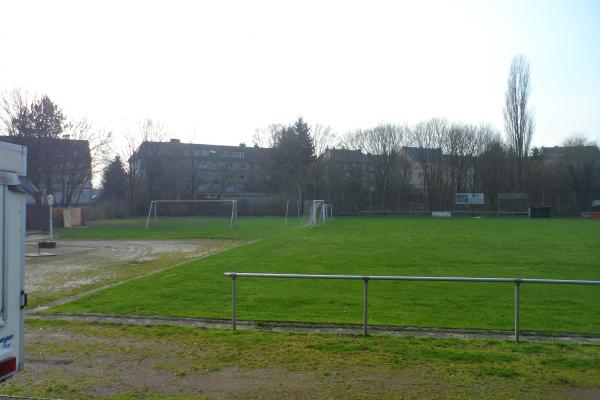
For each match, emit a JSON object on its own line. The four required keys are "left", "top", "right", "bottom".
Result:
{"left": 25, "top": 234, "right": 235, "bottom": 306}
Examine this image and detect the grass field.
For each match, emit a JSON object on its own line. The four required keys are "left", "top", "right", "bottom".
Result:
{"left": 51, "top": 217, "right": 600, "bottom": 334}
{"left": 57, "top": 216, "right": 287, "bottom": 240}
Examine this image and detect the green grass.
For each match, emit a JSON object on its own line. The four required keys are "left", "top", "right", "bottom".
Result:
{"left": 50, "top": 217, "right": 600, "bottom": 334}
{"left": 4, "top": 319, "right": 600, "bottom": 399}
{"left": 57, "top": 216, "right": 286, "bottom": 240}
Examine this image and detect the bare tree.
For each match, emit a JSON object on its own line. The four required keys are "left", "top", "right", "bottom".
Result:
{"left": 407, "top": 118, "right": 447, "bottom": 194}
{"left": 121, "top": 119, "right": 167, "bottom": 212}
{"left": 0, "top": 89, "right": 28, "bottom": 135}
{"left": 347, "top": 124, "right": 404, "bottom": 209}
{"left": 337, "top": 128, "right": 367, "bottom": 151}
{"left": 252, "top": 124, "right": 282, "bottom": 148}
{"left": 309, "top": 124, "right": 337, "bottom": 196}
{"left": 57, "top": 119, "right": 112, "bottom": 205}
{"left": 311, "top": 124, "right": 336, "bottom": 156}
{"left": 443, "top": 122, "right": 499, "bottom": 192}
{"left": 504, "top": 55, "right": 534, "bottom": 190}
{"left": 559, "top": 134, "right": 600, "bottom": 193}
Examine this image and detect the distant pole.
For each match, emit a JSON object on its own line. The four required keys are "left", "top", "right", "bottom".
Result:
{"left": 47, "top": 194, "right": 55, "bottom": 241}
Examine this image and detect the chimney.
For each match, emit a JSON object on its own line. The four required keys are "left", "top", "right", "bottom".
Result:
{"left": 170, "top": 138, "right": 181, "bottom": 143}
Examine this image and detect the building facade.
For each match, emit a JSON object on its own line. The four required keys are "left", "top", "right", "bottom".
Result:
{"left": 129, "top": 139, "right": 272, "bottom": 204}
{"left": 0, "top": 136, "right": 93, "bottom": 206}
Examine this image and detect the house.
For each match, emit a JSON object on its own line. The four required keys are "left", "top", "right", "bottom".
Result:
{"left": 0, "top": 136, "right": 93, "bottom": 206}
{"left": 324, "top": 146, "right": 441, "bottom": 192}
{"left": 322, "top": 148, "right": 367, "bottom": 191}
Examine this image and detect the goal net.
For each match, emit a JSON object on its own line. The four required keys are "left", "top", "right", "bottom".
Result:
{"left": 145, "top": 200, "right": 238, "bottom": 230}
{"left": 301, "top": 200, "right": 332, "bottom": 226}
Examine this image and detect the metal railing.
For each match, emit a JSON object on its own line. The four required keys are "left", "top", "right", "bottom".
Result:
{"left": 224, "top": 272, "right": 600, "bottom": 342}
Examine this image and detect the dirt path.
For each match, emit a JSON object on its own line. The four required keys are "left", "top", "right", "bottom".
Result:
{"left": 27, "top": 312, "right": 600, "bottom": 345}
{"left": 3, "top": 319, "right": 598, "bottom": 399}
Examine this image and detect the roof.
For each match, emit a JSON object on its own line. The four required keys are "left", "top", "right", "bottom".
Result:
{"left": 542, "top": 145, "right": 598, "bottom": 158}
{"left": 324, "top": 148, "right": 365, "bottom": 163}
{"left": 0, "top": 135, "right": 91, "bottom": 163}
{"left": 401, "top": 147, "right": 443, "bottom": 162}
{"left": 130, "top": 140, "right": 271, "bottom": 162}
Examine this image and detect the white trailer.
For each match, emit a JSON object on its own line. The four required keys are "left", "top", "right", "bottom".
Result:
{"left": 0, "top": 141, "right": 28, "bottom": 381}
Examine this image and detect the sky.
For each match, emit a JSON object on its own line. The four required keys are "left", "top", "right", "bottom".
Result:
{"left": 1, "top": 0, "right": 599, "bottom": 149}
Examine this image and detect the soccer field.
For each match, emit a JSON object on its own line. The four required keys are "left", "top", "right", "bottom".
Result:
{"left": 52, "top": 217, "right": 600, "bottom": 334}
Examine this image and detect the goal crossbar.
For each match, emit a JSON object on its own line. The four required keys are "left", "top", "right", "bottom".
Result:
{"left": 145, "top": 199, "right": 238, "bottom": 230}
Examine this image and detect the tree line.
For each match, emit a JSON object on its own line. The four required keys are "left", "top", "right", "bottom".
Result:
{"left": 0, "top": 90, "right": 111, "bottom": 206}
{"left": 1, "top": 55, "right": 599, "bottom": 214}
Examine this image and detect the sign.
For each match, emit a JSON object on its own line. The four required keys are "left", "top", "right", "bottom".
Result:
{"left": 455, "top": 193, "right": 484, "bottom": 205}
{"left": 499, "top": 193, "right": 529, "bottom": 200}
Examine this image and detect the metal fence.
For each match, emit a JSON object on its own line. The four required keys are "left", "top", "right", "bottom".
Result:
{"left": 310, "top": 191, "right": 600, "bottom": 217}
{"left": 224, "top": 272, "right": 600, "bottom": 342}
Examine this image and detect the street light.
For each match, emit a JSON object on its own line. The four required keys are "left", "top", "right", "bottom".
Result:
{"left": 47, "top": 194, "right": 54, "bottom": 241}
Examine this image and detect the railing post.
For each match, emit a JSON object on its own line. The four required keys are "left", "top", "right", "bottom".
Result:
{"left": 514, "top": 279, "right": 521, "bottom": 343}
{"left": 363, "top": 277, "right": 369, "bottom": 336}
{"left": 232, "top": 273, "right": 237, "bottom": 330}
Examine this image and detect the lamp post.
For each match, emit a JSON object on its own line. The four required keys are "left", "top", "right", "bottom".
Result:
{"left": 47, "top": 194, "right": 54, "bottom": 241}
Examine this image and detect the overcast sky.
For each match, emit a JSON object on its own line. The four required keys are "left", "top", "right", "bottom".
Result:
{"left": 1, "top": 0, "right": 599, "bottom": 149}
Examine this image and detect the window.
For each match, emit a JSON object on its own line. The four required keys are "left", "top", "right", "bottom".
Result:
{"left": 222, "top": 150, "right": 245, "bottom": 158}
{"left": 193, "top": 149, "right": 210, "bottom": 157}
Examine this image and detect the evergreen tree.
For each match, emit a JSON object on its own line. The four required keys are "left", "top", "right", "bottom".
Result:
{"left": 7, "top": 95, "right": 66, "bottom": 202}
{"left": 271, "top": 117, "right": 315, "bottom": 197}
{"left": 10, "top": 95, "right": 65, "bottom": 138}
{"left": 101, "top": 156, "right": 128, "bottom": 202}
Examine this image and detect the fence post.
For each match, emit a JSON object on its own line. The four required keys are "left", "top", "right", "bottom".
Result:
{"left": 497, "top": 193, "right": 500, "bottom": 216}
{"left": 363, "top": 277, "right": 369, "bottom": 336}
{"left": 231, "top": 273, "right": 237, "bottom": 330}
{"left": 514, "top": 279, "right": 521, "bottom": 342}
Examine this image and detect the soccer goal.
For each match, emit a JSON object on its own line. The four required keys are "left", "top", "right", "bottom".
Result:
{"left": 301, "top": 200, "right": 332, "bottom": 226}
{"left": 145, "top": 200, "right": 238, "bottom": 230}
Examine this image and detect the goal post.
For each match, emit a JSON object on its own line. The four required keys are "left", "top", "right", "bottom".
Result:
{"left": 145, "top": 199, "right": 238, "bottom": 230}
{"left": 302, "top": 200, "right": 332, "bottom": 226}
